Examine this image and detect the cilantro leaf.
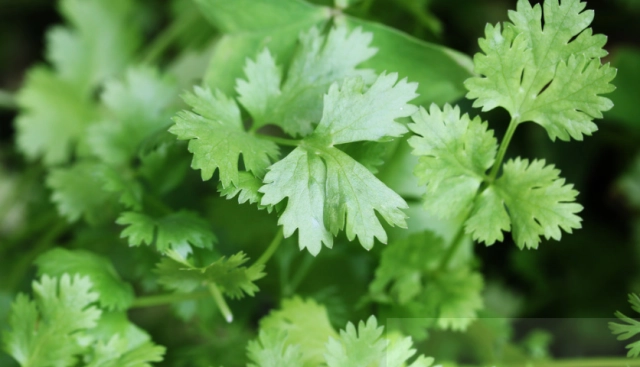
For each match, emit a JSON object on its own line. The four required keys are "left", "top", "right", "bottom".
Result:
{"left": 155, "top": 252, "right": 265, "bottom": 299}
{"left": 610, "top": 293, "right": 640, "bottom": 358}
{"left": 260, "top": 297, "right": 338, "bottom": 367}
{"left": 170, "top": 86, "right": 279, "bottom": 186}
{"left": 47, "top": 162, "right": 118, "bottom": 224}
{"left": 218, "top": 171, "right": 269, "bottom": 209}
{"left": 15, "top": 68, "right": 97, "bottom": 165}
{"left": 468, "top": 158, "right": 583, "bottom": 249}
{"left": 408, "top": 104, "right": 497, "bottom": 219}
{"left": 370, "top": 231, "right": 484, "bottom": 332}
{"left": 236, "top": 48, "right": 282, "bottom": 128}
{"left": 35, "top": 249, "right": 134, "bottom": 311}
{"left": 260, "top": 73, "right": 416, "bottom": 255}
{"left": 48, "top": 0, "right": 142, "bottom": 93}
{"left": 3, "top": 274, "right": 102, "bottom": 367}
{"left": 325, "top": 316, "right": 433, "bottom": 367}
{"left": 246, "top": 330, "right": 304, "bottom": 367}
{"left": 464, "top": 0, "right": 615, "bottom": 141}
{"left": 117, "top": 210, "right": 216, "bottom": 252}
{"left": 87, "top": 67, "right": 178, "bottom": 165}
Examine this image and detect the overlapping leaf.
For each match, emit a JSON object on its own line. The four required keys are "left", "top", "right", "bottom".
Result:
{"left": 170, "top": 86, "right": 279, "bottom": 186}
{"left": 260, "top": 73, "right": 417, "bottom": 255}
{"left": 464, "top": 0, "right": 615, "bottom": 141}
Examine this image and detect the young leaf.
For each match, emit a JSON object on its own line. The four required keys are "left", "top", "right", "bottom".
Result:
{"left": 3, "top": 274, "right": 101, "bottom": 367}
{"left": 15, "top": 68, "right": 97, "bottom": 165}
{"left": 35, "top": 249, "right": 134, "bottom": 311}
{"left": 324, "top": 316, "right": 434, "bottom": 367}
{"left": 408, "top": 104, "right": 497, "bottom": 219}
{"left": 246, "top": 330, "right": 304, "bottom": 367}
{"left": 87, "top": 67, "right": 178, "bottom": 165}
{"left": 260, "top": 73, "right": 417, "bottom": 255}
{"left": 260, "top": 297, "right": 338, "bottom": 367}
{"left": 117, "top": 210, "right": 216, "bottom": 252}
{"left": 170, "top": 86, "right": 279, "bottom": 186}
{"left": 464, "top": 0, "right": 615, "bottom": 141}
{"left": 155, "top": 252, "right": 265, "bottom": 299}
{"left": 610, "top": 293, "right": 640, "bottom": 357}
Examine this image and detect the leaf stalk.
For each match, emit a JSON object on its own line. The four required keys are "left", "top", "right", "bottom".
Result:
{"left": 487, "top": 116, "right": 519, "bottom": 182}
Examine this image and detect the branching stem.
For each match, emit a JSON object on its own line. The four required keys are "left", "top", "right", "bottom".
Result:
{"left": 436, "top": 210, "right": 472, "bottom": 272}
{"left": 487, "top": 117, "right": 519, "bottom": 182}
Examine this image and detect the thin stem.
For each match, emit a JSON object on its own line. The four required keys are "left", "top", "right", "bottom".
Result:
{"left": 254, "top": 228, "right": 284, "bottom": 267}
{"left": 436, "top": 215, "right": 469, "bottom": 272}
{"left": 140, "top": 7, "right": 199, "bottom": 65}
{"left": 491, "top": 357, "right": 640, "bottom": 367}
{"left": 0, "top": 89, "right": 17, "bottom": 110}
{"left": 130, "top": 290, "right": 209, "bottom": 308}
{"left": 258, "top": 134, "right": 301, "bottom": 147}
{"left": 285, "top": 253, "right": 316, "bottom": 296}
{"left": 487, "top": 117, "right": 519, "bottom": 182}
{"left": 208, "top": 283, "right": 233, "bottom": 323}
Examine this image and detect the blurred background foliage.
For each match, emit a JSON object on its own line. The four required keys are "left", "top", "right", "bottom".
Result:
{"left": 1, "top": 0, "right": 640, "bottom": 366}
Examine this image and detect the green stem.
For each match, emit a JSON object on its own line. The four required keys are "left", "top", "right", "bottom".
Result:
{"left": 285, "top": 253, "right": 316, "bottom": 296}
{"left": 130, "top": 290, "right": 209, "bottom": 308}
{"left": 254, "top": 228, "right": 284, "bottom": 267}
{"left": 436, "top": 215, "right": 470, "bottom": 272}
{"left": 0, "top": 89, "right": 17, "bottom": 110}
{"left": 140, "top": 7, "right": 199, "bottom": 65}
{"left": 487, "top": 117, "right": 519, "bottom": 182}
{"left": 208, "top": 283, "right": 233, "bottom": 323}
{"left": 258, "top": 134, "right": 301, "bottom": 147}
{"left": 486, "top": 357, "right": 640, "bottom": 367}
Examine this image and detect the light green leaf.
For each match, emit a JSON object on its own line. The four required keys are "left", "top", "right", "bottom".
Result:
{"left": 246, "top": 330, "right": 304, "bottom": 367}
{"left": 87, "top": 68, "right": 178, "bottom": 165}
{"left": 236, "top": 48, "right": 282, "bottom": 128}
{"left": 48, "top": 0, "right": 142, "bottom": 93}
{"left": 464, "top": 0, "right": 615, "bottom": 141}
{"left": 260, "top": 297, "right": 338, "bottom": 367}
{"left": 117, "top": 210, "right": 216, "bottom": 252}
{"left": 15, "top": 68, "right": 97, "bottom": 165}
{"left": 3, "top": 274, "right": 101, "bottom": 367}
{"left": 35, "top": 249, "right": 134, "bottom": 311}
{"left": 170, "top": 86, "right": 279, "bottom": 186}
{"left": 408, "top": 104, "right": 497, "bottom": 219}
{"left": 218, "top": 171, "right": 269, "bottom": 209}
{"left": 610, "top": 293, "right": 640, "bottom": 357}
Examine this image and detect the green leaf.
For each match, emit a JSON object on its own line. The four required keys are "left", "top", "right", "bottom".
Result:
{"left": 218, "top": 171, "right": 268, "bottom": 209}
{"left": 260, "top": 73, "right": 416, "bottom": 255}
{"left": 155, "top": 252, "right": 265, "bottom": 299}
{"left": 117, "top": 210, "right": 216, "bottom": 252}
{"left": 35, "top": 249, "right": 134, "bottom": 311}
{"left": 246, "top": 330, "right": 304, "bottom": 367}
{"left": 97, "top": 165, "right": 143, "bottom": 211}
{"left": 3, "top": 274, "right": 101, "bottom": 367}
{"left": 197, "top": 0, "right": 330, "bottom": 95}
{"left": 610, "top": 293, "right": 640, "bottom": 357}
{"left": 87, "top": 67, "right": 178, "bottom": 165}
{"left": 346, "top": 17, "right": 474, "bottom": 106}
{"left": 470, "top": 158, "right": 583, "bottom": 249}
{"left": 324, "top": 316, "right": 433, "bottom": 367}
{"left": 47, "top": 162, "right": 118, "bottom": 224}
{"left": 260, "top": 297, "right": 338, "bottom": 367}
{"left": 15, "top": 68, "right": 98, "bottom": 165}
{"left": 48, "top": 0, "right": 142, "bottom": 93}
{"left": 464, "top": 0, "right": 615, "bottom": 141}
{"left": 170, "top": 86, "right": 279, "bottom": 186}
{"left": 408, "top": 104, "right": 497, "bottom": 219}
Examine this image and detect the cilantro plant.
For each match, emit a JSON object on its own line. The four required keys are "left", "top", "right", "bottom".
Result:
{"left": 0, "top": 0, "right": 632, "bottom": 366}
